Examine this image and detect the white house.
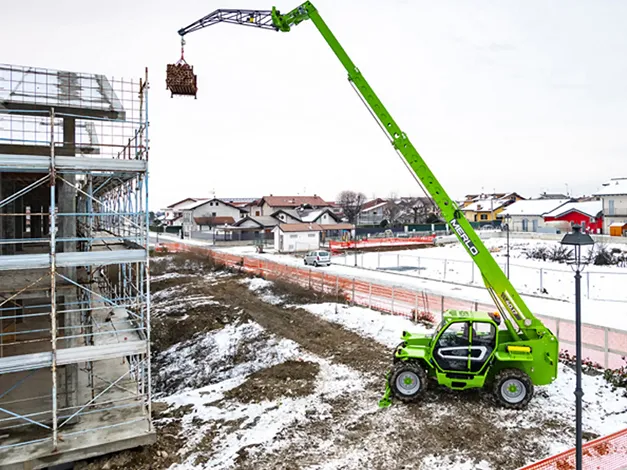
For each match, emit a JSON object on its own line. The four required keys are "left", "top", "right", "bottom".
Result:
{"left": 162, "top": 197, "right": 207, "bottom": 225}
{"left": 357, "top": 198, "right": 388, "bottom": 226}
{"left": 273, "top": 224, "right": 323, "bottom": 253}
{"left": 500, "top": 199, "right": 571, "bottom": 232}
{"left": 270, "top": 209, "right": 303, "bottom": 224}
{"left": 182, "top": 198, "right": 249, "bottom": 235}
{"left": 594, "top": 178, "right": 627, "bottom": 235}
{"left": 299, "top": 208, "right": 341, "bottom": 224}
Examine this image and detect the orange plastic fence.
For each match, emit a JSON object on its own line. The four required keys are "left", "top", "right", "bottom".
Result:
{"left": 518, "top": 427, "right": 627, "bottom": 470}
{"left": 329, "top": 236, "right": 435, "bottom": 251}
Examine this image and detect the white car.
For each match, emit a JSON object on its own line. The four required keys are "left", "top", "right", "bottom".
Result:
{"left": 304, "top": 250, "right": 331, "bottom": 267}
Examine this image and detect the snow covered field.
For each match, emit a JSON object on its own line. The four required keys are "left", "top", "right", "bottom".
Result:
{"left": 335, "top": 237, "right": 627, "bottom": 303}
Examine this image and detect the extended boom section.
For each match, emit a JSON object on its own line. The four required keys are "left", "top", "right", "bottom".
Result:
{"left": 173, "top": 1, "right": 559, "bottom": 408}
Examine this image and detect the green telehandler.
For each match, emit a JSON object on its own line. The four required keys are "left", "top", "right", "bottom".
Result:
{"left": 170, "top": 2, "right": 559, "bottom": 409}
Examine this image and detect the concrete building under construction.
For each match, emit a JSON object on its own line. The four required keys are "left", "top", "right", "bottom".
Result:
{"left": 0, "top": 63, "right": 153, "bottom": 468}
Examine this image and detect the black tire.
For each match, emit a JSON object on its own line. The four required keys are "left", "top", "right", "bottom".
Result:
{"left": 389, "top": 361, "right": 428, "bottom": 402}
{"left": 304, "top": 260, "right": 308, "bottom": 265}
{"left": 493, "top": 368, "right": 534, "bottom": 409}
{"left": 314, "top": 261, "right": 319, "bottom": 267}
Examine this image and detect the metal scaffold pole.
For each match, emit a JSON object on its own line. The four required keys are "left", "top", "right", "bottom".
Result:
{"left": 49, "top": 107, "right": 59, "bottom": 449}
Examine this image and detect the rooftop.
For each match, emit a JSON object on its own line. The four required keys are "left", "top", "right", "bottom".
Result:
{"left": 545, "top": 200, "right": 603, "bottom": 218}
{"left": 594, "top": 178, "right": 627, "bottom": 196}
{"left": 461, "top": 198, "right": 509, "bottom": 212}
{"left": 501, "top": 199, "right": 572, "bottom": 217}
{"left": 274, "top": 223, "right": 324, "bottom": 232}
{"left": 263, "top": 195, "right": 331, "bottom": 207}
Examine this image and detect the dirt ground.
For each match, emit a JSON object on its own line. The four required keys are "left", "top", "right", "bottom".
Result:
{"left": 76, "top": 252, "right": 571, "bottom": 470}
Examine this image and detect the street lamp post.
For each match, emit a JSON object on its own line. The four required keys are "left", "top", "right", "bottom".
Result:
{"left": 504, "top": 214, "right": 511, "bottom": 279}
{"left": 560, "top": 224, "right": 594, "bottom": 470}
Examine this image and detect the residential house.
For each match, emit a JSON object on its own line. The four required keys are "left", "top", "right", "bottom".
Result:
{"left": 299, "top": 208, "right": 342, "bottom": 225}
{"left": 246, "top": 199, "right": 263, "bottom": 217}
{"left": 357, "top": 198, "right": 388, "bottom": 226}
{"left": 544, "top": 200, "right": 603, "bottom": 234}
{"left": 328, "top": 201, "right": 344, "bottom": 218}
{"left": 594, "top": 178, "right": 627, "bottom": 235}
{"left": 461, "top": 193, "right": 523, "bottom": 224}
{"left": 182, "top": 198, "right": 249, "bottom": 234}
{"left": 162, "top": 197, "right": 208, "bottom": 225}
{"left": 273, "top": 223, "right": 355, "bottom": 253}
{"left": 500, "top": 199, "right": 572, "bottom": 232}
{"left": 259, "top": 195, "right": 332, "bottom": 215}
{"left": 273, "top": 224, "right": 323, "bottom": 253}
{"left": 270, "top": 209, "right": 303, "bottom": 224}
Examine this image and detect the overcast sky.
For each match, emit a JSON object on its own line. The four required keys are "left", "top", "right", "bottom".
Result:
{"left": 3, "top": 0, "right": 627, "bottom": 210}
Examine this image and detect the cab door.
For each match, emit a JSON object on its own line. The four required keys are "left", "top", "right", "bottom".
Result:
{"left": 432, "top": 321, "right": 471, "bottom": 372}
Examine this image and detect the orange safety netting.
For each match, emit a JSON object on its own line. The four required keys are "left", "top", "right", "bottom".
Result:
{"left": 329, "top": 236, "right": 435, "bottom": 252}
{"left": 518, "top": 427, "right": 627, "bottom": 470}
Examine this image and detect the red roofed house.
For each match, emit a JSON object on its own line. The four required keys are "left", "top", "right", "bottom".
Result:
{"left": 259, "top": 195, "right": 332, "bottom": 216}
{"left": 543, "top": 200, "right": 603, "bottom": 234}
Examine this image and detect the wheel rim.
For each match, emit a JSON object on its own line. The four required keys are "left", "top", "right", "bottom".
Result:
{"left": 500, "top": 378, "right": 526, "bottom": 404}
{"left": 395, "top": 371, "right": 421, "bottom": 395}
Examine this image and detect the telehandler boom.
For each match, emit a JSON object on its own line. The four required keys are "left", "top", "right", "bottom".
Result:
{"left": 171, "top": 2, "right": 559, "bottom": 408}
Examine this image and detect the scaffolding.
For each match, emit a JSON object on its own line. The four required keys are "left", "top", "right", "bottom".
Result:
{"left": 0, "top": 63, "right": 153, "bottom": 468}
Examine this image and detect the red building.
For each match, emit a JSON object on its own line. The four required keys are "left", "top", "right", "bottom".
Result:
{"left": 544, "top": 200, "right": 603, "bottom": 233}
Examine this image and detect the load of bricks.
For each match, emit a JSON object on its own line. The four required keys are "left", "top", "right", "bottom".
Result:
{"left": 166, "top": 63, "right": 198, "bottom": 98}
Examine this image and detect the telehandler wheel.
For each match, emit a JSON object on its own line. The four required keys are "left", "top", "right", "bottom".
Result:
{"left": 493, "top": 368, "right": 534, "bottom": 409}
{"left": 389, "top": 361, "right": 428, "bottom": 402}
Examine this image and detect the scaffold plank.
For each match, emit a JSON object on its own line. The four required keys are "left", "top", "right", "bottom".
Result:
{"left": 0, "top": 250, "right": 146, "bottom": 271}
{"left": 0, "top": 154, "right": 146, "bottom": 172}
{"left": 0, "top": 340, "right": 147, "bottom": 374}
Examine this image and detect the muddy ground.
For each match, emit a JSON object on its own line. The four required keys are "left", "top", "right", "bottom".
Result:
{"left": 76, "top": 252, "right": 574, "bottom": 470}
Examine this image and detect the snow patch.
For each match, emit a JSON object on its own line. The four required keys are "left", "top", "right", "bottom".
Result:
{"left": 155, "top": 321, "right": 299, "bottom": 397}
{"left": 240, "top": 277, "right": 284, "bottom": 304}
{"left": 163, "top": 353, "right": 365, "bottom": 470}
{"left": 301, "top": 302, "right": 431, "bottom": 348}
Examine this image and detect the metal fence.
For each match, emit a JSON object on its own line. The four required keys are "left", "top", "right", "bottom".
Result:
{"left": 336, "top": 252, "right": 627, "bottom": 303}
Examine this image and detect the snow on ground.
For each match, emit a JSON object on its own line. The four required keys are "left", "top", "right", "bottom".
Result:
{"left": 335, "top": 237, "right": 627, "bottom": 304}
{"left": 301, "top": 303, "right": 429, "bottom": 348}
{"left": 164, "top": 353, "right": 365, "bottom": 470}
{"left": 239, "top": 277, "right": 283, "bottom": 305}
{"left": 155, "top": 321, "right": 299, "bottom": 397}
{"left": 217, "top": 243, "right": 627, "bottom": 332}
{"left": 244, "top": 279, "right": 627, "bottom": 454}
{"left": 121, "top": 253, "right": 627, "bottom": 470}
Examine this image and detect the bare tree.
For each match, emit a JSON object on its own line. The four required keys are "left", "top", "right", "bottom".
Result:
{"left": 337, "top": 190, "right": 366, "bottom": 224}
